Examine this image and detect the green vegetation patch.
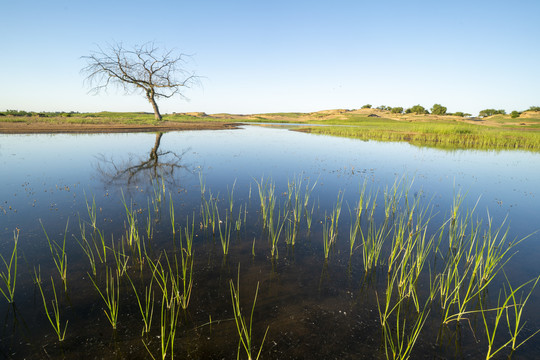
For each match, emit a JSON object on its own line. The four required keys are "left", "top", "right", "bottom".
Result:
{"left": 298, "top": 124, "right": 540, "bottom": 151}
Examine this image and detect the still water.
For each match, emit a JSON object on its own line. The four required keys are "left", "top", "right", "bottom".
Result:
{"left": 0, "top": 125, "right": 539, "bottom": 359}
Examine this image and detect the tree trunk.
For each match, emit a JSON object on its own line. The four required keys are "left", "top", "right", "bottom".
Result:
{"left": 147, "top": 92, "right": 162, "bottom": 120}
{"left": 150, "top": 132, "right": 163, "bottom": 160}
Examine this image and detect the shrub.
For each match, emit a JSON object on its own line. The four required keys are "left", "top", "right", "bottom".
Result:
{"left": 391, "top": 107, "right": 403, "bottom": 114}
{"left": 511, "top": 111, "right": 520, "bottom": 118}
{"left": 5, "top": 110, "right": 31, "bottom": 117}
{"left": 361, "top": 104, "right": 372, "bottom": 109}
{"left": 407, "top": 105, "right": 428, "bottom": 115}
{"left": 479, "top": 109, "right": 506, "bottom": 117}
{"left": 528, "top": 106, "right": 540, "bottom": 112}
{"left": 430, "top": 104, "right": 447, "bottom": 115}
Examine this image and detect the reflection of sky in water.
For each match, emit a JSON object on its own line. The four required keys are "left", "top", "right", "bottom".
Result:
{"left": 1, "top": 126, "right": 539, "bottom": 252}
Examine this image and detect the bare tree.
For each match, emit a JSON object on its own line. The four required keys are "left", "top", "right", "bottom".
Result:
{"left": 82, "top": 42, "right": 197, "bottom": 120}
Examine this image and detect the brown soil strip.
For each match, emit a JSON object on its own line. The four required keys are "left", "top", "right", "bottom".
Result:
{"left": 0, "top": 121, "right": 239, "bottom": 134}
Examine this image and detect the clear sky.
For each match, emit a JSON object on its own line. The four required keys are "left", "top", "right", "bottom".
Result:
{"left": 2, "top": 0, "right": 539, "bottom": 115}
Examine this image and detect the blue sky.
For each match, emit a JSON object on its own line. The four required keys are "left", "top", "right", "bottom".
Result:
{"left": 2, "top": 0, "right": 539, "bottom": 115}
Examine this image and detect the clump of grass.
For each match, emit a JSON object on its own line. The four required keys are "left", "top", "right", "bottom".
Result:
{"left": 74, "top": 221, "right": 97, "bottom": 276}
{"left": 255, "top": 177, "right": 276, "bottom": 229}
{"left": 229, "top": 265, "right": 269, "bottom": 360}
{"left": 84, "top": 191, "right": 98, "bottom": 230}
{"left": 169, "top": 192, "right": 176, "bottom": 236}
{"left": 183, "top": 214, "right": 195, "bottom": 257}
{"left": 227, "top": 179, "right": 237, "bottom": 214}
{"left": 504, "top": 274, "right": 540, "bottom": 352}
{"left": 89, "top": 267, "right": 120, "bottom": 329}
{"left": 0, "top": 229, "right": 19, "bottom": 303}
{"left": 300, "top": 123, "right": 540, "bottom": 151}
{"left": 36, "top": 275, "right": 68, "bottom": 342}
{"left": 217, "top": 208, "right": 231, "bottom": 255}
{"left": 164, "top": 250, "right": 193, "bottom": 310}
{"left": 41, "top": 220, "right": 69, "bottom": 290}
{"left": 127, "top": 274, "right": 155, "bottom": 335}
{"left": 268, "top": 207, "right": 287, "bottom": 259}
{"left": 360, "top": 217, "right": 388, "bottom": 272}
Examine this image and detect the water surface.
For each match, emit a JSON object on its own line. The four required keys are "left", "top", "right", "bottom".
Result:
{"left": 1, "top": 126, "right": 539, "bottom": 359}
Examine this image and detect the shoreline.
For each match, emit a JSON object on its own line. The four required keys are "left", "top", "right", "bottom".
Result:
{"left": 0, "top": 120, "right": 239, "bottom": 134}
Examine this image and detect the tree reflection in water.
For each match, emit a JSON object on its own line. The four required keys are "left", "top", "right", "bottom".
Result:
{"left": 95, "top": 132, "right": 190, "bottom": 187}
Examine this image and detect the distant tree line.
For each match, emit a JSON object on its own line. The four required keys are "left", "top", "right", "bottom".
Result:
{"left": 0, "top": 110, "right": 81, "bottom": 117}
{"left": 360, "top": 104, "right": 540, "bottom": 118}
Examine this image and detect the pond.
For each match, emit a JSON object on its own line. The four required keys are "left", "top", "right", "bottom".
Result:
{"left": 1, "top": 125, "right": 540, "bottom": 359}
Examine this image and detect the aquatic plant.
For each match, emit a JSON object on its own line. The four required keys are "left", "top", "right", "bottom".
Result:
{"left": 36, "top": 275, "right": 68, "bottom": 342}
{"left": 41, "top": 220, "right": 69, "bottom": 289}
{"left": 183, "top": 214, "right": 195, "bottom": 257}
{"left": 128, "top": 273, "right": 155, "bottom": 335}
{"left": 74, "top": 221, "right": 97, "bottom": 276}
{"left": 504, "top": 274, "right": 540, "bottom": 352}
{"left": 168, "top": 192, "right": 176, "bottom": 236}
{"left": 84, "top": 191, "right": 98, "bottom": 230}
{"left": 227, "top": 179, "right": 236, "bottom": 214}
{"left": 0, "top": 229, "right": 19, "bottom": 303}
{"left": 360, "top": 217, "right": 388, "bottom": 272}
{"left": 89, "top": 267, "right": 120, "bottom": 329}
{"left": 217, "top": 208, "right": 231, "bottom": 255}
{"left": 229, "top": 265, "right": 269, "bottom": 360}
{"left": 268, "top": 207, "right": 287, "bottom": 259}
{"left": 165, "top": 249, "right": 193, "bottom": 310}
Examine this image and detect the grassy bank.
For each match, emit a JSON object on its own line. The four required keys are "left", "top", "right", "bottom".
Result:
{"left": 239, "top": 110, "right": 540, "bottom": 151}
{"left": 2, "top": 109, "right": 540, "bottom": 150}
{"left": 0, "top": 111, "right": 226, "bottom": 125}
{"left": 297, "top": 122, "right": 540, "bottom": 151}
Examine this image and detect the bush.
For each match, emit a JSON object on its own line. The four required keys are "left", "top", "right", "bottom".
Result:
{"left": 511, "top": 111, "right": 520, "bottom": 118}
{"left": 4, "top": 110, "right": 32, "bottom": 117}
{"left": 362, "top": 104, "right": 372, "bottom": 109}
{"left": 430, "top": 104, "right": 447, "bottom": 115}
{"left": 479, "top": 109, "right": 506, "bottom": 117}
{"left": 391, "top": 107, "right": 403, "bottom": 114}
{"left": 407, "top": 105, "right": 428, "bottom": 115}
{"left": 528, "top": 106, "right": 540, "bottom": 112}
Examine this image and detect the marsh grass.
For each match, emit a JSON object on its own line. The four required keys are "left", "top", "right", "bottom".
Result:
{"left": 504, "top": 274, "right": 540, "bottom": 352}
{"left": 360, "top": 217, "right": 388, "bottom": 272}
{"left": 147, "top": 254, "right": 173, "bottom": 309}
{"left": 2, "top": 175, "right": 539, "bottom": 359}
{"left": 0, "top": 229, "right": 19, "bottom": 303}
{"left": 127, "top": 274, "right": 155, "bottom": 335}
{"left": 268, "top": 207, "right": 287, "bottom": 259}
{"left": 384, "top": 302, "right": 430, "bottom": 360}
{"left": 164, "top": 249, "right": 193, "bottom": 310}
{"left": 255, "top": 177, "right": 276, "bottom": 229}
{"left": 111, "top": 238, "right": 130, "bottom": 277}
{"left": 41, "top": 220, "right": 69, "bottom": 289}
{"left": 143, "top": 292, "right": 181, "bottom": 360}
{"left": 84, "top": 191, "right": 98, "bottom": 230}
{"left": 169, "top": 193, "right": 176, "bottom": 236}
{"left": 230, "top": 265, "right": 269, "bottom": 360}
{"left": 89, "top": 267, "right": 120, "bottom": 329}
{"left": 183, "top": 214, "right": 195, "bottom": 257}
{"left": 218, "top": 209, "right": 232, "bottom": 255}
{"left": 74, "top": 221, "right": 97, "bottom": 276}
{"left": 300, "top": 123, "right": 540, "bottom": 151}
{"left": 36, "top": 275, "right": 68, "bottom": 342}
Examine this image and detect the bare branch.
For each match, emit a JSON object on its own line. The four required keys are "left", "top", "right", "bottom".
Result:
{"left": 81, "top": 41, "right": 199, "bottom": 120}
